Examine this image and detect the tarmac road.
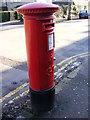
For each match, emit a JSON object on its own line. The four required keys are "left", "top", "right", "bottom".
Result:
{"left": 39, "top": 57, "right": 89, "bottom": 118}
{"left": 0, "top": 19, "right": 89, "bottom": 119}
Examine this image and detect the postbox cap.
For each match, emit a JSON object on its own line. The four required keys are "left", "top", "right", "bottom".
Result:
{"left": 17, "top": 2, "right": 59, "bottom": 15}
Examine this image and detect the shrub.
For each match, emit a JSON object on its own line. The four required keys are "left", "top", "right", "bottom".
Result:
{"left": 18, "top": 13, "right": 23, "bottom": 22}
{"left": 62, "top": 5, "right": 68, "bottom": 15}
{"left": 0, "top": 11, "right": 10, "bottom": 22}
{"left": 14, "top": 11, "right": 18, "bottom": 20}
{"left": 10, "top": 11, "right": 15, "bottom": 21}
{"left": 13, "top": 10, "right": 23, "bottom": 22}
{"left": 73, "top": 5, "right": 77, "bottom": 11}
{"left": 54, "top": 6, "right": 64, "bottom": 18}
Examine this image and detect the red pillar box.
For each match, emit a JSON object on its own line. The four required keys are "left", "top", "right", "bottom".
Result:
{"left": 17, "top": 3, "right": 59, "bottom": 112}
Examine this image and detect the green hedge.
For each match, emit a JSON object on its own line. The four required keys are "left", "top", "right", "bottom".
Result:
{"left": 14, "top": 11, "right": 23, "bottom": 22}
{"left": 0, "top": 11, "right": 10, "bottom": 22}
{"left": 0, "top": 6, "right": 8, "bottom": 11}
{"left": 0, "top": 10, "right": 23, "bottom": 23}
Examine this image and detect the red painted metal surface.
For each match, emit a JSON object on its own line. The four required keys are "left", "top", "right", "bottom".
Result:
{"left": 17, "top": 3, "right": 59, "bottom": 91}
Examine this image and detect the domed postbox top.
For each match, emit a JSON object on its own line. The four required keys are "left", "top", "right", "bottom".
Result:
{"left": 17, "top": 2, "right": 59, "bottom": 15}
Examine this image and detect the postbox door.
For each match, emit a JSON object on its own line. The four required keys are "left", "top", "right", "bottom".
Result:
{"left": 40, "top": 21, "right": 55, "bottom": 90}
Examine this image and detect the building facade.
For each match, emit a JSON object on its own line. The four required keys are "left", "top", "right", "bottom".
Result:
{"left": 1, "top": 0, "right": 52, "bottom": 10}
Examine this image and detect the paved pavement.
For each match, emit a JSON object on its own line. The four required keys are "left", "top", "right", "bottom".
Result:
{"left": 0, "top": 19, "right": 89, "bottom": 119}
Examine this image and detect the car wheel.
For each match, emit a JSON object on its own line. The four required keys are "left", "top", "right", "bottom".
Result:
{"left": 85, "top": 16, "right": 88, "bottom": 19}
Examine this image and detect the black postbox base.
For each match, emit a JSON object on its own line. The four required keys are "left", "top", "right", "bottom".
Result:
{"left": 30, "top": 85, "right": 55, "bottom": 112}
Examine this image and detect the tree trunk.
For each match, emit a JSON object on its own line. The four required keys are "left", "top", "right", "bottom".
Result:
{"left": 68, "top": 0, "right": 72, "bottom": 20}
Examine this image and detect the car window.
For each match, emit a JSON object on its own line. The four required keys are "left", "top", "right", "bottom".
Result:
{"left": 80, "top": 10, "right": 86, "bottom": 13}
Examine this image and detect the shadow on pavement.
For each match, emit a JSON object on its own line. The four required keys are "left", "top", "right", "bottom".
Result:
{"left": 1, "top": 21, "right": 24, "bottom": 27}
{"left": 1, "top": 36, "right": 88, "bottom": 72}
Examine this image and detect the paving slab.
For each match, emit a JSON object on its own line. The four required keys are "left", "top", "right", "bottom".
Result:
{"left": 0, "top": 63, "right": 29, "bottom": 98}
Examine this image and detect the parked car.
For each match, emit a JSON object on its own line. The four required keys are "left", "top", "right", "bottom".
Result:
{"left": 79, "top": 10, "right": 88, "bottom": 19}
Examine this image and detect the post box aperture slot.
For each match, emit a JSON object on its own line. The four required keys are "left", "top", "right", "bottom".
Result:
{"left": 45, "top": 23, "right": 54, "bottom": 31}
{"left": 42, "top": 22, "right": 54, "bottom": 31}
{"left": 48, "top": 33, "right": 54, "bottom": 51}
